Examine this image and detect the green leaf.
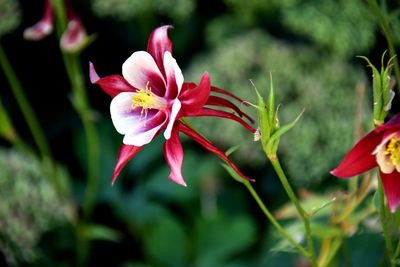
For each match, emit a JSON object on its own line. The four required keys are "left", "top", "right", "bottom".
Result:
{"left": 266, "top": 109, "right": 304, "bottom": 154}
{"left": 143, "top": 215, "right": 187, "bottom": 267}
{"left": 358, "top": 55, "right": 383, "bottom": 121}
{"left": 0, "top": 98, "right": 15, "bottom": 141}
{"left": 276, "top": 194, "right": 335, "bottom": 219}
{"left": 270, "top": 221, "right": 342, "bottom": 255}
{"left": 250, "top": 80, "right": 270, "bottom": 144}
{"left": 268, "top": 73, "right": 276, "bottom": 131}
{"left": 195, "top": 215, "right": 256, "bottom": 267}
{"left": 82, "top": 224, "right": 122, "bottom": 242}
{"left": 373, "top": 189, "right": 381, "bottom": 211}
{"left": 225, "top": 145, "right": 240, "bottom": 157}
{"left": 310, "top": 222, "right": 343, "bottom": 239}
{"left": 221, "top": 162, "right": 246, "bottom": 184}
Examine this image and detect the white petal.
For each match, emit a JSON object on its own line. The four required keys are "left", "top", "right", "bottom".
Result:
{"left": 123, "top": 123, "right": 164, "bottom": 146}
{"left": 164, "top": 51, "right": 184, "bottom": 94}
{"left": 122, "top": 51, "right": 165, "bottom": 90}
{"left": 110, "top": 92, "right": 141, "bottom": 135}
{"left": 376, "top": 145, "right": 395, "bottom": 174}
{"left": 164, "top": 99, "right": 182, "bottom": 140}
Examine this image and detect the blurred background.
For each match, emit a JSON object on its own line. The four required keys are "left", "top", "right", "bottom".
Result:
{"left": 0, "top": 0, "right": 398, "bottom": 266}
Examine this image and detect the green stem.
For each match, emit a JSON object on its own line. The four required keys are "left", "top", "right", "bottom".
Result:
{"left": 269, "top": 157, "right": 317, "bottom": 267}
{"left": 368, "top": 0, "right": 400, "bottom": 95}
{"left": 0, "top": 43, "right": 65, "bottom": 199}
{"left": 394, "top": 239, "right": 400, "bottom": 260}
{"left": 52, "top": 0, "right": 100, "bottom": 220}
{"left": 51, "top": 1, "right": 99, "bottom": 265}
{"left": 378, "top": 174, "right": 395, "bottom": 267}
{"left": 243, "top": 181, "right": 310, "bottom": 258}
{"left": 68, "top": 53, "right": 100, "bottom": 220}
{"left": 0, "top": 44, "right": 52, "bottom": 158}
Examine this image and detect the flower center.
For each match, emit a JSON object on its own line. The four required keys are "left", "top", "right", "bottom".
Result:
{"left": 132, "top": 82, "right": 167, "bottom": 111}
{"left": 385, "top": 137, "right": 400, "bottom": 166}
{"left": 131, "top": 82, "right": 167, "bottom": 126}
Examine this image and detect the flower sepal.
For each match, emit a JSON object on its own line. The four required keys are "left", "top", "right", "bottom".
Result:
{"left": 358, "top": 52, "right": 396, "bottom": 126}
{"left": 252, "top": 76, "right": 303, "bottom": 159}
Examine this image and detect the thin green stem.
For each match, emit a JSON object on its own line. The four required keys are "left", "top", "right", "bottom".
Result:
{"left": 67, "top": 53, "right": 100, "bottom": 220}
{"left": 269, "top": 157, "right": 317, "bottom": 267}
{"left": 378, "top": 175, "right": 395, "bottom": 267}
{"left": 52, "top": 0, "right": 100, "bottom": 220}
{"left": 0, "top": 43, "right": 65, "bottom": 199}
{"left": 51, "top": 1, "right": 99, "bottom": 265}
{"left": 243, "top": 181, "right": 310, "bottom": 258}
{"left": 368, "top": 0, "right": 400, "bottom": 95}
{"left": 0, "top": 44, "right": 52, "bottom": 158}
{"left": 394, "top": 239, "right": 400, "bottom": 260}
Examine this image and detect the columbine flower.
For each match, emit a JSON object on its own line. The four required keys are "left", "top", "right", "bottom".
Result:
{"left": 23, "top": 0, "right": 87, "bottom": 52}
{"left": 23, "top": 0, "right": 53, "bottom": 40}
{"left": 90, "top": 25, "right": 255, "bottom": 186}
{"left": 331, "top": 113, "right": 400, "bottom": 212}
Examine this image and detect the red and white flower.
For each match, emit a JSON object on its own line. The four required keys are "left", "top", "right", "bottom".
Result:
{"left": 331, "top": 113, "right": 400, "bottom": 212}
{"left": 24, "top": 0, "right": 87, "bottom": 52}
{"left": 90, "top": 25, "right": 255, "bottom": 186}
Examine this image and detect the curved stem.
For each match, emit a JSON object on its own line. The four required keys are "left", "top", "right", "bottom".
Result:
{"left": 0, "top": 44, "right": 52, "bottom": 158}
{"left": 269, "top": 157, "right": 317, "bottom": 267}
{"left": 0, "top": 43, "right": 65, "bottom": 199}
{"left": 243, "top": 181, "right": 310, "bottom": 258}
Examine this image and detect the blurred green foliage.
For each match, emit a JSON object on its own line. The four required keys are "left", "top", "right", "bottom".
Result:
{"left": 223, "top": 0, "right": 376, "bottom": 57}
{"left": 0, "top": 149, "right": 67, "bottom": 265}
{"left": 91, "top": 0, "right": 195, "bottom": 22}
{"left": 0, "top": 0, "right": 20, "bottom": 38}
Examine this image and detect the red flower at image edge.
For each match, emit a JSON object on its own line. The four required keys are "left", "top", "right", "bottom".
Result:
{"left": 90, "top": 25, "right": 255, "bottom": 186}
{"left": 331, "top": 113, "right": 400, "bottom": 212}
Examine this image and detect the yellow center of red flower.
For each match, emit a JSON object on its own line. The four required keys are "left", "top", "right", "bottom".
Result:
{"left": 131, "top": 82, "right": 167, "bottom": 126}
{"left": 132, "top": 81, "right": 167, "bottom": 111}
{"left": 385, "top": 137, "right": 400, "bottom": 166}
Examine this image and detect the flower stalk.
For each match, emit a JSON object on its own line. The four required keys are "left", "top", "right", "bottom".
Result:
{"left": 51, "top": 0, "right": 100, "bottom": 220}
{"left": 243, "top": 180, "right": 311, "bottom": 258}
{"left": 251, "top": 79, "right": 317, "bottom": 266}
{"left": 269, "top": 157, "right": 317, "bottom": 267}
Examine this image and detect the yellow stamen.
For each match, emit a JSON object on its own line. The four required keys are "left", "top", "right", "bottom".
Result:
{"left": 131, "top": 82, "right": 167, "bottom": 125}
{"left": 384, "top": 137, "right": 400, "bottom": 166}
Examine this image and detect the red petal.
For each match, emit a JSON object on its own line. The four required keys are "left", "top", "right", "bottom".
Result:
{"left": 180, "top": 73, "right": 211, "bottom": 115}
{"left": 179, "top": 122, "right": 254, "bottom": 182}
{"left": 330, "top": 130, "right": 383, "bottom": 178}
{"left": 89, "top": 62, "right": 134, "bottom": 98}
{"left": 147, "top": 25, "right": 173, "bottom": 77}
{"left": 211, "top": 86, "right": 249, "bottom": 106}
{"left": 379, "top": 171, "right": 400, "bottom": 213}
{"left": 206, "top": 95, "right": 254, "bottom": 123}
{"left": 187, "top": 108, "right": 256, "bottom": 133}
{"left": 112, "top": 144, "right": 143, "bottom": 185}
{"left": 163, "top": 123, "right": 186, "bottom": 186}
